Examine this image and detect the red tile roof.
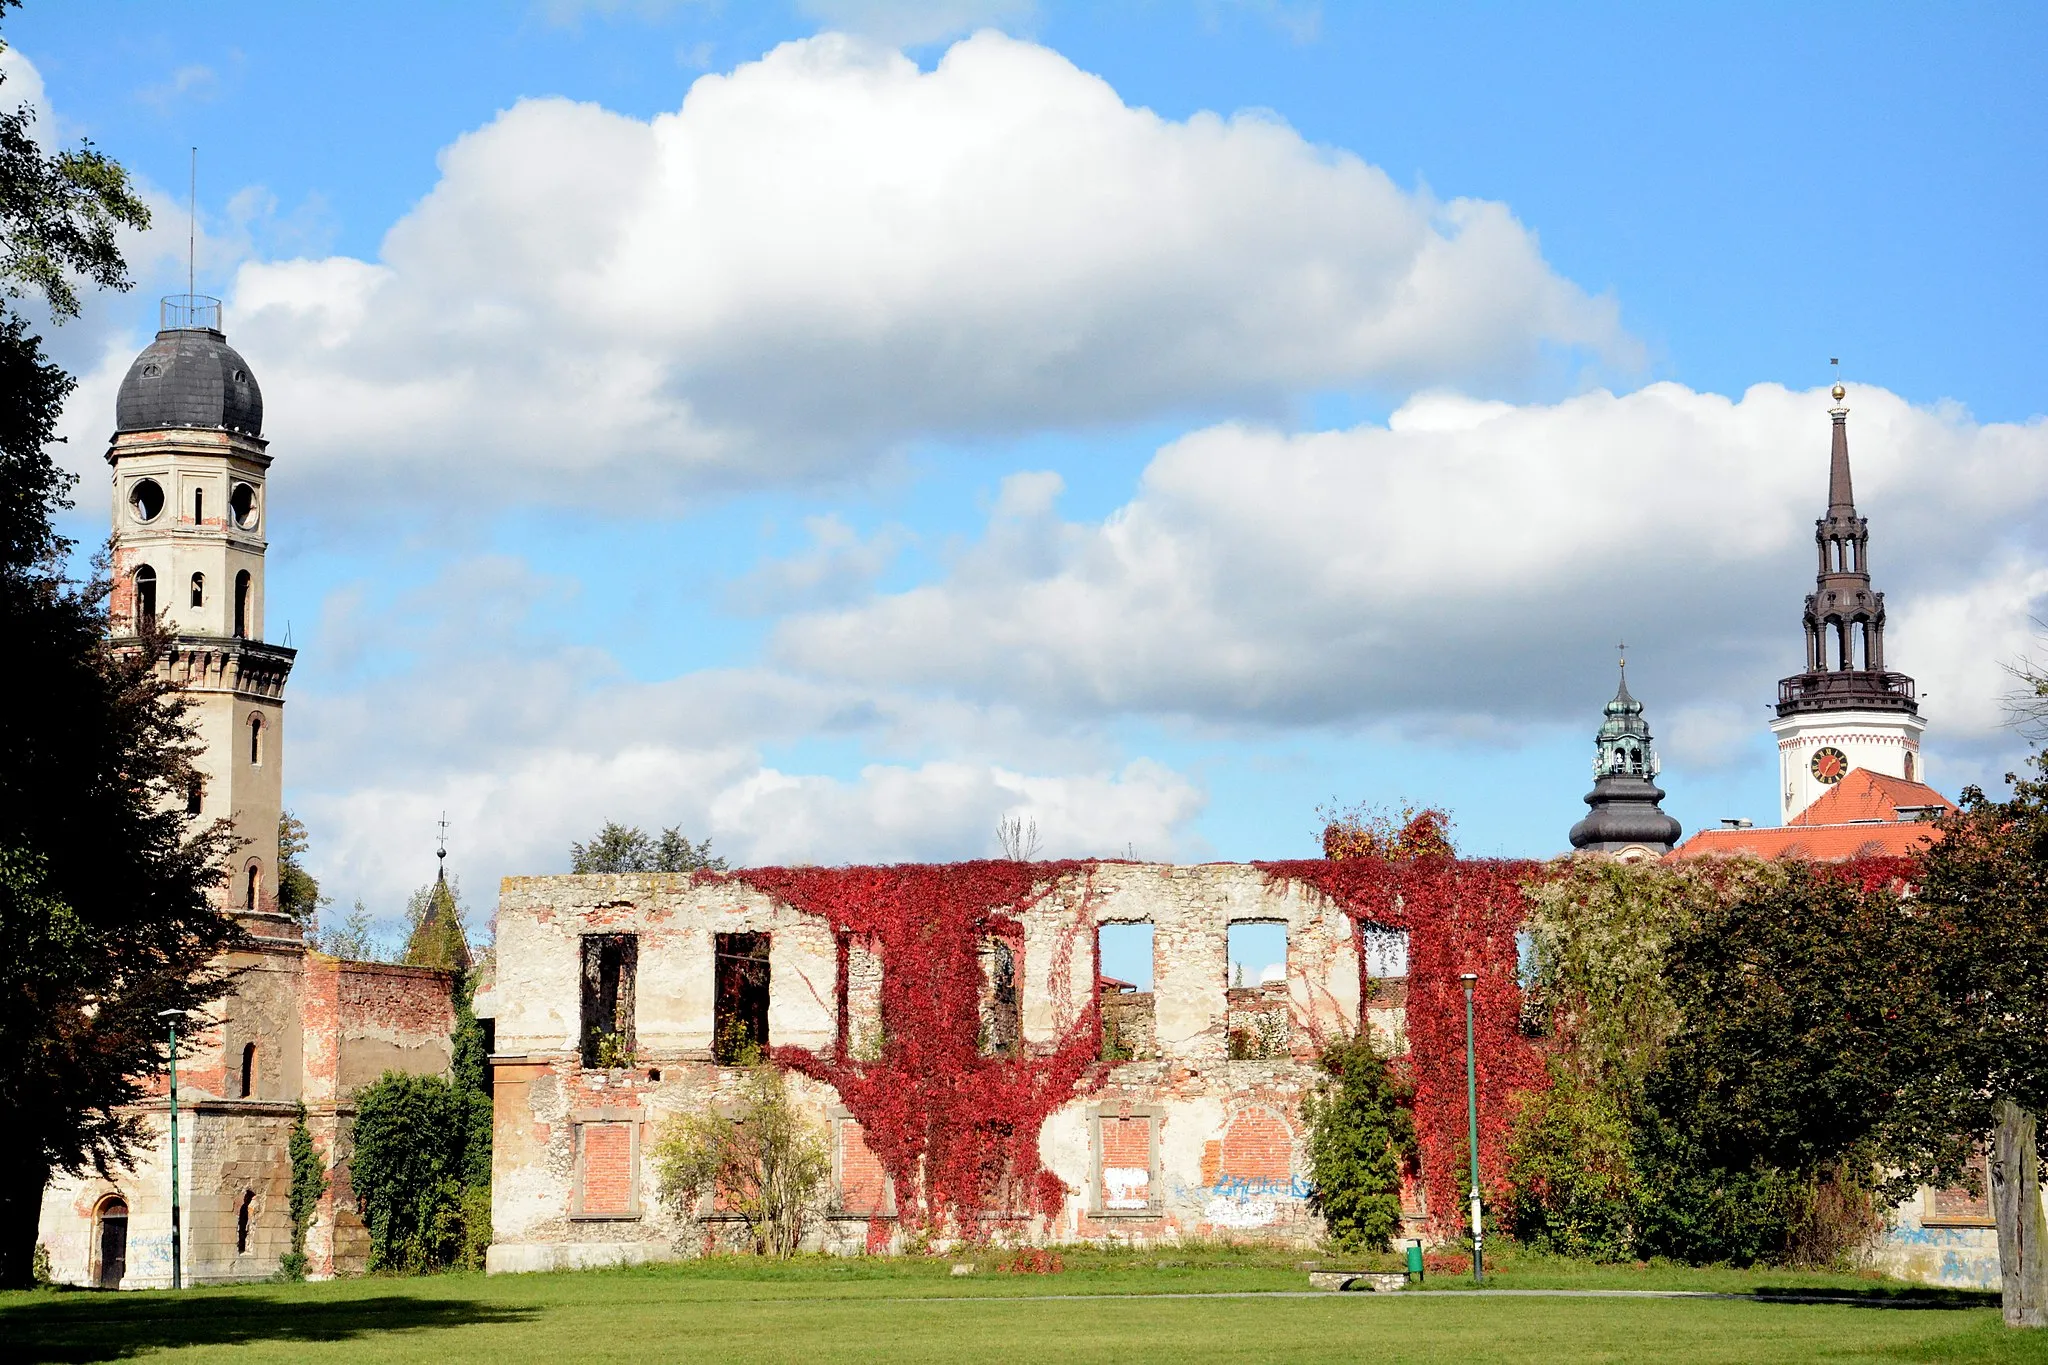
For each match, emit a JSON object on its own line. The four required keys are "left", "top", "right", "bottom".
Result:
{"left": 1788, "top": 769, "right": 1956, "bottom": 826}
{"left": 1669, "top": 768, "right": 1952, "bottom": 863}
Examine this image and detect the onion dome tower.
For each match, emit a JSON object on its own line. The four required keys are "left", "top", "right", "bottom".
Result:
{"left": 1769, "top": 385, "right": 1924, "bottom": 823}
{"left": 108, "top": 294, "right": 295, "bottom": 922}
{"left": 1568, "top": 658, "right": 1682, "bottom": 858}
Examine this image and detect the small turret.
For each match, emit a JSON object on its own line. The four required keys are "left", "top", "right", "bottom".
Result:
{"left": 1569, "top": 656, "right": 1683, "bottom": 858}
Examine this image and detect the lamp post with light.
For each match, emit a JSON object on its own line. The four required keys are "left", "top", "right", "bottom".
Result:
{"left": 1460, "top": 971, "right": 1483, "bottom": 1285}
{"left": 157, "top": 1008, "right": 187, "bottom": 1289}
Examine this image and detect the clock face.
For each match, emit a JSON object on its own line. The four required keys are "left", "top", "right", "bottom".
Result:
{"left": 1810, "top": 746, "right": 1850, "bottom": 785}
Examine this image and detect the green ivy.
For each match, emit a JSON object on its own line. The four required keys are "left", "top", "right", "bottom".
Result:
{"left": 275, "top": 1102, "right": 327, "bottom": 1281}
{"left": 351, "top": 972, "right": 493, "bottom": 1274}
{"left": 1302, "top": 1034, "right": 1415, "bottom": 1253}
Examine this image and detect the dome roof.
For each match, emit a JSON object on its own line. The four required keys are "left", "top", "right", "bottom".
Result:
{"left": 115, "top": 327, "right": 263, "bottom": 437}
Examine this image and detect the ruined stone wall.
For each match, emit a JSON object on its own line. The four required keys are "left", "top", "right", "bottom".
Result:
{"left": 487, "top": 864, "right": 1419, "bottom": 1271}
{"left": 38, "top": 945, "right": 457, "bottom": 1287}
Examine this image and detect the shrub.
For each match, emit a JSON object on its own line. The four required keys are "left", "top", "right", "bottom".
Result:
{"left": 1302, "top": 1034, "right": 1416, "bottom": 1253}
{"left": 1504, "top": 1069, "right": 1636, "bottom": 1260}
{"left": 350, "top": 1072, "right": 488, "bottom": 1273}
{"left": 653, "top": 1063, "right": 829, "bottom": 1256}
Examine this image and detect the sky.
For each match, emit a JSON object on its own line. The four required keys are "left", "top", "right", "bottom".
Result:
{"left": 6, "top": 1, "right": 2046, "bottom": 955}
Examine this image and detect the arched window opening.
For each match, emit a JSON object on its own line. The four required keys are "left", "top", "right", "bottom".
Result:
{"left": 95, "top": 1196, "right": 128, "bottom": 1289}
{"left": 234, "top": 570, "right": 251, "bottom": 637}
{"left": 240, "top": 1041, "right": 257, "bottom": 1098}
{"left": 230, "top": 481, "right": 257, "bottom": 528}
{"left": 1904, "top": 751, "right": 1917, "bottom": 782}
{"left": 245, "top": 862, "right": 261, "bottom": 910}
{"left": 133, "top": 565, "right": 156, "bottom": 624}
{"left": 1835, "top": 620, "right": 1851, "bottom": 671}
{"left": 193, "top": 486, "right": 205, "bottom": 526}
{"left": 190, "top": 572, "right": 205, "bottom": 608}
{"left": 248, "top": 714, "right": 263, "bottom": 765}
{"left": 1829, "top": 540, "right": 1840, "bottom": 572}
{"left": 186, "top": 773, "right": 203, "bottom": 815}
{"left": 236, "top": 1189, "right": 254, "bottom": 1254}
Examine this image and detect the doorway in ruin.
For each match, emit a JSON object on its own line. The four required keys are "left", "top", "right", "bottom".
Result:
{"left": 715, "top": 932, "right": 771, "bottom": 1063}
{"left": 95, "top": 1195, "right": 128, "bottom": 1288}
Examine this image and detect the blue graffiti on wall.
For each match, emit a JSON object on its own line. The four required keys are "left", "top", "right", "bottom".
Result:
{"left": 1210, "top": 1175, "right": 1312, "bottom": 1201}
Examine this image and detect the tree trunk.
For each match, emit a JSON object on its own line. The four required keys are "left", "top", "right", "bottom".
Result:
{"left": 0, "top": 1166, "right": 49, "bottom": 1291}
{"left": 1992, "top": 1099, "right": 2048, "bottom": 1328}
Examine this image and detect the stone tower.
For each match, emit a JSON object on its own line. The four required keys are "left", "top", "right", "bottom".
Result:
{"left": 1568, "top": 659, "right": 1682, "bottom": 858}
{"left": 108, "top": 295, "right": 295, "bottom": 914}
{"left": 1769, "top": 386, "right": 1923, "bottom": 823}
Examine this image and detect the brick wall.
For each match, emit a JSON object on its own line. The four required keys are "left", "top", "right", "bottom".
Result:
{"left": 577, "top": 1123, "right": 636, "bottom": 1217}
{"left": 836, "top": 1119, "right": 890, "bottom": 1215}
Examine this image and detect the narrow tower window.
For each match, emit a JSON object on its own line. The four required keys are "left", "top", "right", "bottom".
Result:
{"left": 193, "top": 487, "right": 205, "bottom": 526}
{"left": 1905, "top": 752, "right": 1916, "bottom": 782}
{"left": 190, "top": 572, "right": 205, "bottom": 607}
{"left": 236, "top": 1189, "right": 254, "bottom": 1254}
{"left": 248, "top": 714, "right": 263, "bottom": 765}
{"left": 245, "top": 862, "right": 261, "bottom": 910}
{"left": 133, "top": 565, "right": 156, "bottom": 624}
{"left": 234, "top": 570, "right": 251, "bottom": 637}
{"left": 186, "top": 774, "right": 203, "bottom": 815}
{"left": 240, "top": 1042, "right": 257, "bottom": 1098}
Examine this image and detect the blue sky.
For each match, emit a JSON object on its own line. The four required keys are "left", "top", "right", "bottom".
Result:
{"left": 7, "top": 2, "right": 2045, "bottom": 942}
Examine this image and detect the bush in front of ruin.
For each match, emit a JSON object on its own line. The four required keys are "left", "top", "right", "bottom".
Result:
{"left": 1302, "top": 1034, "right": 1416, "bottom": 1253}
{"left": 653, "top": 1062, "right": 830, "bottom": 1257}
{"left": 351, "top": 1069, "right": 491, "bottom": 1273}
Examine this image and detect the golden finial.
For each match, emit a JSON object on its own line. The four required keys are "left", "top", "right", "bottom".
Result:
{"left": 1832, "top": 382, "right": 1845, "bottom": 403}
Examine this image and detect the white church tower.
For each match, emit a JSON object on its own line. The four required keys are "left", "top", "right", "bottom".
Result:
{"left": 1769, "top": 385, "right": 1925, "bottom": 823}
{"left": 108, "top": 294, "right": 295, "bottom": 914}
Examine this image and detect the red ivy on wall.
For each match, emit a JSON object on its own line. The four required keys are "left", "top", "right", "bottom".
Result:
{"left": 733, "top": 861, "right": 1102, "bottom": 1236}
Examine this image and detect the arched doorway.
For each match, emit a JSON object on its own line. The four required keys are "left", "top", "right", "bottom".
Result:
{"left": 95, "top": 1195, "right": 128, "bottom": 1289}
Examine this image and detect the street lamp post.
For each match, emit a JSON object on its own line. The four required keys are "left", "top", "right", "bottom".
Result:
{"left": 157, "top": 1009, "right": 187, "bottom": 1290}
{"left": 1460, "top": 972, "right": 1483, "bottom": 1286}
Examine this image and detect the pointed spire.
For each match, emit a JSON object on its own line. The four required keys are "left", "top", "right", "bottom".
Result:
{"left": 1827, "top": 383, "right": 1856, "bottom": 517}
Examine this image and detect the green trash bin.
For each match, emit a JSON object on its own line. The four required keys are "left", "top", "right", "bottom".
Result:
{"left": 1406, "top": 1241, "right": 1424, "bottom": 1284}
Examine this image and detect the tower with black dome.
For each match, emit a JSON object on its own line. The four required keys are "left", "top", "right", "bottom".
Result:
{"left": 1568, "top": 657, "right": 1682, "bottom": 859}
{"left": 109, "top": 294, "right": 294, "bottom": 917}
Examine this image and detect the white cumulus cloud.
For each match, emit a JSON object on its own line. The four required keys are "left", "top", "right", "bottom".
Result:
{"left": 769, "top": 383, "right": 2048, "bottom": 765}
{"left": 61, "top": 31, "right": 1629, "bottom": 513}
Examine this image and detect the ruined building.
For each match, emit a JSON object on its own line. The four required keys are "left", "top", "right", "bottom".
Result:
{"left": 38, "top": 297, "right": 457, "bottom": 1289}
{"left": 482, "top": 862, "right": 1442, "bottom": 1269}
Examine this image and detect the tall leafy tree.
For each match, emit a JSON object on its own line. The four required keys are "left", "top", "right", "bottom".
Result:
{"left": 275, "top": 810, "right": 325, "bottom": 926}
{"left": 0, "top": 1, "right": 235, "bottom": 1291}
{"left": 1917, "top": 755, "right": 2048, "bottom": 1327}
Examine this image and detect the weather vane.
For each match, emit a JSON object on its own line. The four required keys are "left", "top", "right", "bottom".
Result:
{"left": 1830, "top": 356, "right": 1845, "bottom": 405}
{"left": 436, "top": 812, "right": 449, "bottom": 872}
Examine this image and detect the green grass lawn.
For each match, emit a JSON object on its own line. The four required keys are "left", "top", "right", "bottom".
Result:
{"left": 8, "top": 1248, "right": 2044, "bottom": 1365}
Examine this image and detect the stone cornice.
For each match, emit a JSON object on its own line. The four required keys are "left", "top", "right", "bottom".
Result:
{"left": 143, "top": 634, "right": 297, "bottom": 699}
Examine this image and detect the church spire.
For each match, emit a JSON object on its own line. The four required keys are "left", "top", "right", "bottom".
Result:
{"left": 1768, "top": 384, "right": 1927, "bottom": 824}
{"left": 1826, "top": 384, "right": 1857, "bottom": 517}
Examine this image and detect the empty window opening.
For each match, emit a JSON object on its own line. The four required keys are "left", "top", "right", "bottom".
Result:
{"left": 193, "top": 487, "right": 205, "bottom": 525}
{"left": 190, "top": 572, "right": 205, "bottom": 608}
{"left": 234, "top": 570, "right": 251, "bottom": 637}
{"left": 129, "top": 478, "right": 164, "bottom": 522}
{"left": 1362, "top": 923, "right": 1409, "bottom": 980}
{"left": 240, "top": 1041, "right": 257, "bottom": 1098}
{"left": 236, "top": 1189, "right": 254, "bottom": 1254}
{"left": 133, "top": 565, "right": 157, "bottom": 624}
{"left": 95, "top": 1196, "right": 129, "bottom": 1289}
{"left": 714, "top": 932, "right": 770, "bottom": 1064}
{"left": 1095, "top": 921, "right": 1155, "bottom": 1062}
{"left": 248, "top": 714, "right": 263, "bottom": 765}
{"left": 979, "top": 936, "right": 1022, "bottom": 1057}
{"left": 245, "top": 862, "right": 261, "bottom": 910}
{"left": 1905, "top": 751, "right": 1917, "bottom": 782}
{"left": 186, "top": 773, "right": 203, "bottom": 815}
{"left": 580, "top": 933, "right": 638, "bottom": 1069}
{"left": 1227, "top": 921, "right": 1290, "bottom": 1061}
{"left": 230, "top": 481, "right": 257, "bottom": 528}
